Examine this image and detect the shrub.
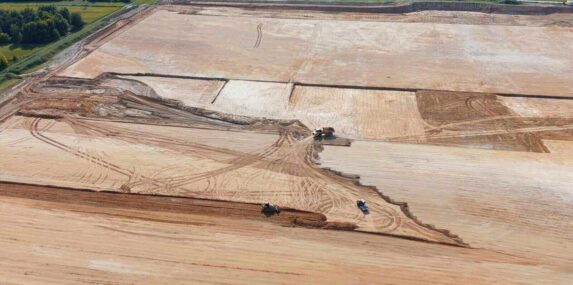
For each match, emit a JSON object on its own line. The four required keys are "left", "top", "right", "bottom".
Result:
{"left": 70, "top": 12, "right": 84, "bottom": 31}
{"left": 0, "top": 33, "right": 11, "bottom": 44}
{"left": 0, "top": 55, "right": 9, "bottom": 71}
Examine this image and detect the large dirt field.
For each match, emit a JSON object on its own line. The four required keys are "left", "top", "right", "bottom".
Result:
{"left": 2, "top": 183, "right": 564, "bottom": 284}
{"left": 320, "top": 141, "right": 573, "bottom": 266}
{"left": 61, "top": 8, "right": 573, "bottom": 97}
{"left": 1, "top": 3, "right": 572, "bottom": 284}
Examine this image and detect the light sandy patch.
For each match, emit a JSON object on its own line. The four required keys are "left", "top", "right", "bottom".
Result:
{"left": 213, "top": 80, "right": 292, "bottom": 117}
{"left": 320, "top": 140, "right": 573, "bottom": 266}
{"left": 62, "top": 51, "right": 150, "bottom": 78}
{"left": 289, "top": 86, "right": 426, "bottom": 139}
{"left": 500, "top": 96, "right": 573, "bottom": 117}
{"left": 0, "top": 117, "right": 278, "bottom": 191}
{"left": 123, "top": 76, "right": 224, "bottom": 107}
{"left": 543, "top": 140, "right": 573, "bottom": 156}
{"left": 212, "top": 83, "right": 425, "bottom": 140}
{"left": 89, "top": 260, "right": 150, "bottom": 276}
{"left": 60, "top": 9, "right": 573, "bottom": 96}
{"left": 91, "top": 120, "right": 279, "bottom": 154}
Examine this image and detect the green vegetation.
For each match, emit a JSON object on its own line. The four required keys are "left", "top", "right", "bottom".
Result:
{"left": 0, "top": 1, "right": 130, "bottom": 92}
{"left": 0, "top": 2, "right": 123, "bottom": 67}
{"left": 266, "top": 0, "right": 563, "bottom": 3}
{"left": 0, "top": 5, "right": 88, "bottom": 70}
{"left": 0, "top": 54, "right": 8, "bottom": 70}
{"left": 0, "top": 2, "right": 124, "bottom": 23}
{"left": 132, "top": 0, "right": 157, "bottom": 4}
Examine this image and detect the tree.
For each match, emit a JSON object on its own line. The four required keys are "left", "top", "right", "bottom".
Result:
{"left": 58, "top": 7, "right": 71, "bottom": 23}
{"left": 53, "top": 15, "right": 69, "bottom": 37}
{"left": 21, "top": 8, "right": 37, "bottom": 23}
{"left": 0, "top": 6, "right": 82, "bottom": 46}
{"left": 0, "top": 32, "right": 10, "bottom": 44}
{"left": 70, "top": 12, "right": 84, "bottom": 31}
{"left": 22, "top": 21, "right": 38, "bottom": 44}
{"left": 0, "top": 54, "right": 8, "bottom": 71}
{"left": 38, "top": 5, "right": 58, "bottom": 15}
{"left": 9, "top": 24, "right": 22, "bottom": 44}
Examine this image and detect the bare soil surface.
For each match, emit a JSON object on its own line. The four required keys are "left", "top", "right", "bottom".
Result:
{"left": 0, "top": 115, "right": 462, "bottom": 245}
{"left": 60, "top": 7, "right": 573, "bottom": 97}
{"left": 0, "top": 182, "right": 345, "bottom": 229}
{"left": 1, "top": 3, "right": 573, "bottom": 284}
{"left": 320, "top": 141, "right": 573, "bottom": 269}
{"left": 1, "top": 187, "right": 557, "bottom": 285}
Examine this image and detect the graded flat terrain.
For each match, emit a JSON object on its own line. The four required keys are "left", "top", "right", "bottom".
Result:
{"left": 61, "top": 8, "right": 573, "bottom": 97}
{"left": 123, "top": 76, "right": 225, "bottom": 108}
{"left": 2, "top": 3, "right": 573, "bottom": 284}
{"left": 320, "top": 141, "right": 573, "bottom": 267}
{"left": 145, "top": 75, "right": 573, "bottom": 151}
{"left": 213, "top": 83, "right": 426, "bottom": 140}
{"left": 0, "top": 115, "right": 460, "bottom": 243}
{"left": 1, "top": 185, "right": 560, "bottom": 285}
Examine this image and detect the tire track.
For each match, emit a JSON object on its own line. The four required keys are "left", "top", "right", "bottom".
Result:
{"left": 29, "top": 118, "right": 133, "bottom": 179}
{"left": 28, "top": 118, "right": 170, "bottom": 191}
{"left": 254, "top": 23, "right": 263, "bottom": 48}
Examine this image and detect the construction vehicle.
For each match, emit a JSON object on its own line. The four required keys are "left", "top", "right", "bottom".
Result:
{"left": 357, "top": 199, "right": 369, "bottom": 214}
{"left": 261, "top": 202, "right": 280, "bottom": 216}
{"left": 312, "top": 127, "right": 335, "bottom": 139}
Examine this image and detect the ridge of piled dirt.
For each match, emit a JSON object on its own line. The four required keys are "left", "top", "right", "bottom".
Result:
{"left": 0, "top": 181, "right": 351, "bottom": 230}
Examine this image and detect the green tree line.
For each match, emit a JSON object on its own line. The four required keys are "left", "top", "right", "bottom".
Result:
{"left": 0, "top": 6, "right": 85, "bottom": 46}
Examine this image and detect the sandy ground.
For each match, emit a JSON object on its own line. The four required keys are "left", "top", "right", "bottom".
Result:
{"left": 500, "top": 96, "right": 573, "bottom": 118}
{"left": 123, "top": 75, "right": 225, "bottom": 107}
{"left": 2, "top": 4, "right": 573, "bottom": 283}
{"left": 2, "top": 189, "right": 567, "bottom": 285}
{"left": 543, "top": 139, "right": 573, "bottom": 155}
{"left": 0, "top": 116, "right": 461, "bottom": 243}
{"left": 213, "top": 82, "right": 426, "bottom": 140}
{"left": 319, "top": 140, "right": 573, "bottom": 268}
{"left": 289, "top": 86, "right": 426, "bottom": 139}
{"left": 214, "top": 80, "right": 292, "bottom": 118}
{"left": 60, "top": 8, "right": 573, "bottom": 97}
{"left": 132, "top": 75, "right": 573, "bottom": 151}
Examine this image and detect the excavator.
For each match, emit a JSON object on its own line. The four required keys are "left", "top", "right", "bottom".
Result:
{"left": 312, "top": 127, "right": 335, "bottom": 139}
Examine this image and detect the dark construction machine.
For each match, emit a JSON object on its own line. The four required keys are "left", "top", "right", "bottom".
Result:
{"left": 312, "top": 127, "right": 335, "bottom": 139}
{"left": 261, "top": 202, "right": 280, "bottom": 216}
{"left": 357, "top": 199, "right": 369, "bottom": 214}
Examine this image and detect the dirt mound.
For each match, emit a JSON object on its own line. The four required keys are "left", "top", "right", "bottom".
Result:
{"left": 0, "top": 181, "right": 334, "bottom": 229}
